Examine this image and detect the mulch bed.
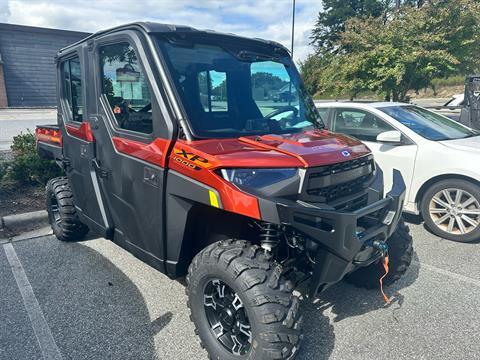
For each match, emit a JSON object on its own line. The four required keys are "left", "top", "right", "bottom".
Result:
{"left": 0, "top": 150, "right": 48, "bottom": 238}
{"left": 0, "top": 185, "right": 46, "bottom": 218}
{"left": 0, "top": 150, "right": 46, "bottom": 218}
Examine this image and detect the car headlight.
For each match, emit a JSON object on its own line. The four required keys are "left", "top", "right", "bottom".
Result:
{"left": 220, "top": 168, "right": 298, "bottom": 188}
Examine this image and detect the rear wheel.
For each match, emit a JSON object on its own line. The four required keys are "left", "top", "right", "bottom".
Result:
{"left": 344, "top": 218, "right": 413, "bottom": 289}
{"left": 186, "top": 240, "right": 303, "bottom": 359}
{"left": 46, "top": 177, "right": 88, "bottom": 241}
{"left": 421, "top": 179, "right": 480, "bottom": 242}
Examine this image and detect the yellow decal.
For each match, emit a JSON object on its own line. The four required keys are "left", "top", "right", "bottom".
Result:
{"left": 209, "top": 190, "right": 220, "bottom": 208}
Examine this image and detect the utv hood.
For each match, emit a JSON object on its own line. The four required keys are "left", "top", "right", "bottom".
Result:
{"left": 184, "top": 130, "right": 371, "bottom": 169}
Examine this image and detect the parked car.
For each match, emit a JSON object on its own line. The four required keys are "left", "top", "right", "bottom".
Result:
{"left": 429, "top": 94, "right": 464, "bottom": 121}
{"left": 317, "top": 102, "right": 480, "bottom": 242}
{"left": 35, "top": 22, "right": 412, "bottom": 359}
{"left": 444, "top": 94, "right": 465, "bottom": 107}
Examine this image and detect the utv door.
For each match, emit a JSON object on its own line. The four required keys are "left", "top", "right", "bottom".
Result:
{"left": 58, "top": 53, "right": 109, "bottom": 235}
{"left": 89, "top": 32, "right": 173, "bottom": 271}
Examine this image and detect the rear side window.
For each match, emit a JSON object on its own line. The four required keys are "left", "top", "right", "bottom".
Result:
{"left": 61, "top": 57, "right": 84, "bottom": 122}
{"left": 332, "top": 108, "right": 395, "bottom": 142}
{"left": 316, "top": 108, "right": 328, "bottom": 122}
{"left": 99, "top": 42, "right": 153, "bottom": 134}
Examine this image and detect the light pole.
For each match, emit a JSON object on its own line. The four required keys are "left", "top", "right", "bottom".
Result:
{"left": 288, "top": 0, "right": 296, "bottom": 106}
{"left": 291, "top": 0, "right": 296, "bottom": 57}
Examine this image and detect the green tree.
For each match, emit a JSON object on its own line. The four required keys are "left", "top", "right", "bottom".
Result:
{"left": 251, "top": 72, "right": 287, "bottom": 93}
{"left": 310, "top": 0, "right": 429, "bottom": 55}
{"left": 299, "top": 54, "right": 328, "bottom": 95}
{"left": 310, "top": 0, "right": 480, "bottom": 101}
{"left": 310, "top": 0, "right": 386, "bottom": 54}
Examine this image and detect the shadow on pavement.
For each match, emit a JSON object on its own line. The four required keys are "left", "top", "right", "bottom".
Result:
{"left": 13, "top": 236, "right": 172, "bottom": 359}
{"left": 297, "top": 249, "right": 420, "bottom": 359}
{"left": 403, "top": 213, "right": 423, "bottom": 225}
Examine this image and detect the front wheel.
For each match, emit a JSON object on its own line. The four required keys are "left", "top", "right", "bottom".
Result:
{"left": 186, "top": 240, "right": 303, "bottom": 360}
{"left": 421, "top": 179, "right": 480, "bottom": 242}
{"left": 344, "top": 218, "right": 413, "bottom": 289}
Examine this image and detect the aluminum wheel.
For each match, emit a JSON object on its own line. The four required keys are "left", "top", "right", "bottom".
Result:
{"left": 203, "top": 279, "right": 252, "bottom": 356}
{"left": 429, "top": 188, "right": 480, "bottom": 235}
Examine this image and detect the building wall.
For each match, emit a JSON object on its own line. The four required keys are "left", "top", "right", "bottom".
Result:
{"left": 0, "top": 56, "right": 7, "bottom": 107}
{"left": 0, "top": 23, "right": 90, "bottom": 107}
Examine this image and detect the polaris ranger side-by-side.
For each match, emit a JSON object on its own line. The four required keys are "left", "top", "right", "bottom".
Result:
{"left": 36, "top": 22, "right": 413, "bottom": 359}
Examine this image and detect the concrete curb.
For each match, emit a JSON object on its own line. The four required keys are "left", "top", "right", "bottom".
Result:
{"left": 1, "top": 210, "right": 48, "bottom": 230}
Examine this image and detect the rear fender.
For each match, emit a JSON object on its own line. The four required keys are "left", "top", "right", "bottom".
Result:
{"left": 35, "top": 125, "right": 63, "bottom": 162}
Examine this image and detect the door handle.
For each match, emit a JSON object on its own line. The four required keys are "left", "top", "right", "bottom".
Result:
{"left": 143, "top": 166, "right": 160, "bottom": 187}
{"left": 92, "top": 159, "right": 109, "bottom": 178}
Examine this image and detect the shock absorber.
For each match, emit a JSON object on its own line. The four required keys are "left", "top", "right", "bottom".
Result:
{"left": 259, "top": 222, "right": 280, "bottom": 252}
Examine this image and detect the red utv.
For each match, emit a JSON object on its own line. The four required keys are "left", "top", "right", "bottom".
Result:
{"left": 36, "top": 22, "right": 412, "bottom": 359}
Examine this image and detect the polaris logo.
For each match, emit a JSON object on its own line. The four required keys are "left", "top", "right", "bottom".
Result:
{"left": 341, "top": 150, "right": 351, "bottom": 157}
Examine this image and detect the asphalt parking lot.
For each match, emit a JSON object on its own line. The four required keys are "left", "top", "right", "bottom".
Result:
{"left": 1, "top": 217, "right": 480, "bottom": 360}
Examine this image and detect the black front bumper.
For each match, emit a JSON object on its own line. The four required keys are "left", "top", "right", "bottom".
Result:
{"left": 258, "top": 168, "right": 406, "bottom": 297}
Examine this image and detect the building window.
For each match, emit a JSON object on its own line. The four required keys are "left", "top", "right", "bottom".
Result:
{"left": 99, "top": 42, "right": 153, "bottom": 135}
{"left": 61, "top": 57, "right": 84, "bottom": 122}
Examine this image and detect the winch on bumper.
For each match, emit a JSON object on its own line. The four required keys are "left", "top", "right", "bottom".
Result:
{"left": 258, "top": 168, "right": 406, "bottom": 297}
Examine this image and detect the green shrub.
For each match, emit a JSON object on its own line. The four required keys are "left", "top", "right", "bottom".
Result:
{"left": 431, "top": 76, "right": 465, "bottom": 88}
{"left": 0, "top": 132, "right": 63, "bottom": 190}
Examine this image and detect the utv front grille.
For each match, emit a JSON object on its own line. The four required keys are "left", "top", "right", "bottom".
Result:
{"left": 301, "top": 155, "right": 374, "bottom": 204}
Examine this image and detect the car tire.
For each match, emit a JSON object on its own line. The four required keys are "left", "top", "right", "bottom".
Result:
{"left": 344, "top": 218, "right": 413, "bottom": 289}
{"left": 46, "top": 177, "right": 89, "bottom": 241}
{"left": 186, "top": 239, "right": 303, "bottom": 360}
{"left": 421, "top": 179, "right": 480, "bottom": 243}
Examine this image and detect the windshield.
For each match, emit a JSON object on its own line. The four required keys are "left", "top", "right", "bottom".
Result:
{"left": 156, "top": 35, "right": 323, "bottom": 138}
{"left": 380, "top": 105, "right": 479, "bottom": 141}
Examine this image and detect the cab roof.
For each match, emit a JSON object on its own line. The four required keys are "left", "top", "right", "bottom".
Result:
{"left": 58, "top": 21, "right": 289, "bottom": 55}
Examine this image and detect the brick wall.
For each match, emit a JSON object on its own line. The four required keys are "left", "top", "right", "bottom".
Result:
{"left": 0, "top": 23, "right": 90, "bottom": 107}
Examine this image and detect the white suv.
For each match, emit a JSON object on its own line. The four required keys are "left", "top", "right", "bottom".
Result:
{"left": 316, "top": 101, "right": 480, "bottom": 242}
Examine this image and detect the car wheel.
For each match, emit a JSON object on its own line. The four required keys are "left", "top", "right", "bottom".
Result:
{"left": 46, "top": 177, "right": 89, "bottom": 241}
{"left": 186, "top": 240, "right": 302, "bottom": 359}
{"left": 421, "top": 179, "right": 480, "bottom": 242}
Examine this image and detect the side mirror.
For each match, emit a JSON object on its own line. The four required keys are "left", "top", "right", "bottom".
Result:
{"left": 376, "top": 130, "right": 403, "bottom": 145}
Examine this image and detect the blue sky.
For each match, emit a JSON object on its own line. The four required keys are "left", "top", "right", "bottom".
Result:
{"left": 0, "top": 0, "right": 322, "bottom": 62}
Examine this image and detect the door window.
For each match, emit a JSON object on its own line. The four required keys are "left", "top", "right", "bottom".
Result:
{"left": 198, "top": 70, "right": 228, "bottom": 112}
{"left": 61, "top": 57, "right": 84, "bottom": 122}
{"left": 251, "top": 61, "right": 297, "bottom": 117}
{"left": 99, "top": 42, "right": 153, "bottom": 134}
{"left": 332, "top": 108, "right": 395, "bottom": 142}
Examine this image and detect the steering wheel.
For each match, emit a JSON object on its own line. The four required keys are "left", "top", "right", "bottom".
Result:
{"left": 265, "top": 106, "right": 298, "bottom": 120}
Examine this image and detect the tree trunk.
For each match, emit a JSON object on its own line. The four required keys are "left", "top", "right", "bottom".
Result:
{"left": 392, "top": 91, "right": 399, "bottom": 102}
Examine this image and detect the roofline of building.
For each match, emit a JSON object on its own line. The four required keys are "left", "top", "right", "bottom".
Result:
{"left": 0, "top": 22, "right": 91, "bottom": 37}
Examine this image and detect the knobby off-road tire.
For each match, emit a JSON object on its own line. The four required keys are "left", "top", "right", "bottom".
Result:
{"left": 46, "top": 177, "right": 88, "bottom": 242}
{"left": 344, "top": 218, "right": 413, "bottom": 289}
{"left": 186, "top": 240, "right": 303, "bottom": 360}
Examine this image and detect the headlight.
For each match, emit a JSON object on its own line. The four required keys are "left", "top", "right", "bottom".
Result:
{"left": 220, "top": 168, "right": 298, "bottom": 188}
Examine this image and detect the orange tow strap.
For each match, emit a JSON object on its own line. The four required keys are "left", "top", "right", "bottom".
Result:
{"left": 380, "top": 255, "right": 391, "bottom": 305}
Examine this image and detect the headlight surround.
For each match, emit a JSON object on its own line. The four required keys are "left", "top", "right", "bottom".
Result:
{"left": 220, "top": 168, "right": 298, "bottom": 188}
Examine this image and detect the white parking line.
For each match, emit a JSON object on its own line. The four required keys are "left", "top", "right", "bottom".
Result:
{"left": 412, "top": 260, "right": 480, "bottom": 288}
{"left": 3, "top": 242, "right": 63, "bottom": 360}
